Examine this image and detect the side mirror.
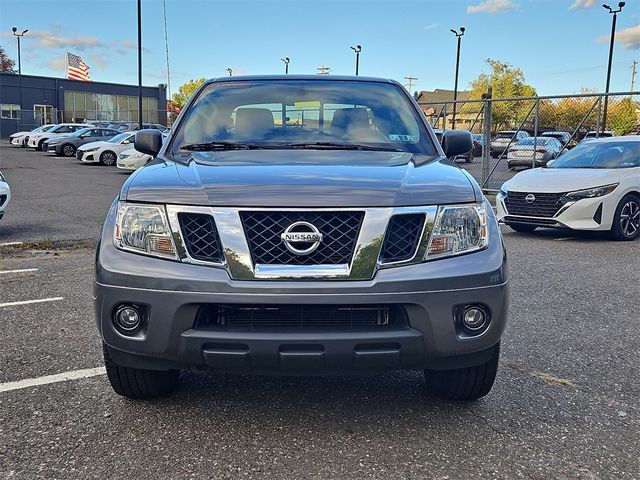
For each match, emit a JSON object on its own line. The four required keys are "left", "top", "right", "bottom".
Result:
{"left": 441, "top": 130, "right": 473, "bottom": 158}
{"left": 134, "top": 129, "right": 163, "bottom": 156}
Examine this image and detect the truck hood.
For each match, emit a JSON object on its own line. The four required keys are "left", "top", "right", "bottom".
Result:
{"left": 503, "top": 167, "right": 630, "bottom": 193}
{"left": 123, "top": 150, "right": 479, "bottom": 207}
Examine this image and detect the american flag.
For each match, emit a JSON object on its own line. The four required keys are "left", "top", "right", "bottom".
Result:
{"left": 66, "top": 52, "right": 91, "bottom": 82}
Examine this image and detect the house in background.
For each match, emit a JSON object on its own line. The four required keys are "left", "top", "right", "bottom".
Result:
{"left": 416, "top": 89, "right": 482, "bottom": 132}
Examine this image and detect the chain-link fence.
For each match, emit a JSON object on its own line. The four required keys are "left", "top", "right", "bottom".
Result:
{"left": 419, "top": 90, "right": 640, "bottom": 192}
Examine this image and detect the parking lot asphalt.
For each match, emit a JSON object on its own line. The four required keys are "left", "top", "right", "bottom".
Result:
{"left": 1, "top": 145, "right": 638, "bottom": 479}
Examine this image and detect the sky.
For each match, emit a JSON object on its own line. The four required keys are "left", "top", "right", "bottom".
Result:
{"left": 0, "top": 0, "right": 638, "bottom": 97}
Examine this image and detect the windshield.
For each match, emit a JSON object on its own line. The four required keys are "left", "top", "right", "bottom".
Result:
{"left": 495, "top": 132, "right": 516, "bottom": 139}
{"left": 171, "top": 79, "right": 435, "bottom": 155}
{"left": 550, "top": 141, "right": 640, "bottom": 169}
{"left": 71, "top": 128, "right": 92, "bottom": 137}
{"left": 108, "top": 132, "right": 133, "bottom": 143}
{"left": 516, "top": 138, "right": 551, "bottom": 146}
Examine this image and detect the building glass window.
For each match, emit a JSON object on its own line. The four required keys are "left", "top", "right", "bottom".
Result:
{"left": 1, "top": 104, "right": 21, "bottom": 119}
{"left": 62, "top": 91, "right": 160, "bottom": 124}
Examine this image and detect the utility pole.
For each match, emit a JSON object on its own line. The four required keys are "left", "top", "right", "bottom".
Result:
{"left": 405, "top": 75, "right": 417, "bottom": 93}
{"left": 602, "top": 2, "right": 625, "bottom": 132}
{"left": 450, "top": 27, "right": 465, "bottom": 130}
{"left": 631, "top": 61, "right": 638, "bottom": 92}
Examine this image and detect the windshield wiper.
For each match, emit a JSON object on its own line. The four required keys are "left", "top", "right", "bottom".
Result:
{"left": 285, "top": 142, "right": 403, "bottom": 152}
{"left": 180, "top": 141, "right": 266, "bottom": 151}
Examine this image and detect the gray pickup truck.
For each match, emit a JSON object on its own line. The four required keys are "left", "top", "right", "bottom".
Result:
{"left": 95, "top": 76, "right": 508, "bottom": 401}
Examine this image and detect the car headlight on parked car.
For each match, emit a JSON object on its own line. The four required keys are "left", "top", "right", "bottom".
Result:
{"left": 426, "top": 203, "right": 489, "bottom": 260}
{"left": 114, "top": 202, "right": 178, "bottom": 259}
{"left": 562, "top": 183, "right": 618, "bottom": 201}
{"left": 83, "top": 147, "right": 100, "bottom": 153}
{"left": 119, "top": 152, "right": 131, "bottom": 160}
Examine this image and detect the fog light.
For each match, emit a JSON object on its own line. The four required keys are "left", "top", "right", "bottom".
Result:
{"left": 115, "top": 305, "right": 142, "bottom": 332}
{"left": 462, "top": 307, "right": 487, "bottom": 331}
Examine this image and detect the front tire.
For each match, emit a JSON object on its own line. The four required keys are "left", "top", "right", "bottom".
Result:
{"left": 425, "top": 343, "right": 500, "bottom": 401}
{"left": 102, "top": 343, "right": 179, "bottom": 399}
{"left": 37, "top": 139, "right": 46, "bottom": 151}
{"left": 61, "top": 144, "right": 76, "bottom": 157}
{"left": 610, "top": 194, "right": 640, "bottom": 241}
{"left": 100, "top": 150, "right": 117, "bottom": 166}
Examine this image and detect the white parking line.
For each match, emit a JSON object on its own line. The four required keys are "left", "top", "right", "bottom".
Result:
{"left": 0, "top": 367, "right": 106, "bottom": 394}
{"left": 0, "top": 268, "right": 38, "bottom": 275}
{"left": 0, "top": 241, "right": 23, "bottom": 247}
{"left": 0, "top": 297, "right": 64, "bottom": 308}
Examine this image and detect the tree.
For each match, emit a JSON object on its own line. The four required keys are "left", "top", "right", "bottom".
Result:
{"left": 608, "top": 97, "right": 637, "bottom": 135}
{"left": 468, "top": 59, "right": 536, "bottom": 130}
{"left": 0, "top": 46, "right": 17, "bottom": 74}
{"left": 171, "top": 78, "right": 206, "bottom": 110}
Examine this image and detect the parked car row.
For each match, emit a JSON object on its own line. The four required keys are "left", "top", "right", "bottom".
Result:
{"left": 7, "top": 123, "right": 169, "bottom": 170}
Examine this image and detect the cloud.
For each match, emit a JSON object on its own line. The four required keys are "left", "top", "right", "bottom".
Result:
{"left": 569, "top": 0, "right": 599, "bottom": 9}
{"left": 424, "top": 23, "right": 439, "bottom": 31}
{"left": 47, "top": 57, "right": 66, "bottom": 72}
{"left": 28, "top": 30, "right": 105, "bottom": 51}
{"left": 467, "top": 0, "right": 517, "bottom": 14}
{"left": 597, "top": 24, "right": 640, "bottom": 50}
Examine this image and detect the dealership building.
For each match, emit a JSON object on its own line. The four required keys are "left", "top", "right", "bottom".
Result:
{"left": 0, "top": 73, "right": 167, "bottom": 138}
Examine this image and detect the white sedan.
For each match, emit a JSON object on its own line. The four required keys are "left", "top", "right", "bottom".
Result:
{"left": 497, "top": 136, "right": 640, "bottom": 240}
{"left": 76, "top": 132, "right": 136, "bottom": 166}
{"left": 27, "top": 123, "right": 91, "bottom": 150}
{"left": 0, "top": 171, "right": 10, "bottom": 221}
{"left": 117, "top": 148, "right": 152, "bottom": 171}
{"left": 9, "top": 124, "right": 56, "bottom": 147}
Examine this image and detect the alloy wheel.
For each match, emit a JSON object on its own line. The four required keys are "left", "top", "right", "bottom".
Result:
{"left": 102, "top": 152, "right": 116, "bottom": 166}
{"left": 620, "top": 200, "right": 640, "bottom": 238}
{"left": 63, "top": 145, "right": 75, "bottom": 157}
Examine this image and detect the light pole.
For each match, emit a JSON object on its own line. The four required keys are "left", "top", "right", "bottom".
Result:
{"left": 450, "top": 26, "right": 465, "bottom": 130}
{"left": 350, "top": 45, "right": 362, "bottom": 76}
{"left": 602, "top": 2, "right": 625, "bottom": 132}
{"left": 137, "top": 0, "right": 143, "bottom": 129}
{"left": 12, "top": 26, "right": 28, "bottom": 129}
{"left": 281, "top": 57, "right": 290, "bottom": 74}
{"left": 226, "top": 68, "right": 233, "bottom": 76}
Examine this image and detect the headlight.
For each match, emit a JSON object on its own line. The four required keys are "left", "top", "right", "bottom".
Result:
{"left": 563, "top": 183, "right": 618, "bottom": 201}
{"left": 119, "top": 153, "right": 131, "bottom": 159}
{"left": 114, "top": 202, "right": 177, "bottom": 259}
{"left": 83, "top": 147, "right": 99, "bottom": 153}
{"left": 426, "top": 203, "right": 489, "bottom": 260}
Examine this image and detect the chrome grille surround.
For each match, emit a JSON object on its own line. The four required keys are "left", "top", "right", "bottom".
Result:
{"left": 165, "top": 205, "right": 438, "bottom": 280}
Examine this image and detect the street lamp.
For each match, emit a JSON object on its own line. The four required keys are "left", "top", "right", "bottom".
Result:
{"left": 226, "top": 68, "right": 233, "bottom": 76}
{"left": 601, "top": 2, "right": 624, "bottom": 132}
{"left": 281, "top": 57, "right": 290, "bottom": 74}
{"left": 450, "top": 26, "right": 465, "bottom": 130}
{"left": 12, "top": 26, "right": 28, "bottom": 130}
{"left": 350, "top": 45, "right": 362, "bottom": 76}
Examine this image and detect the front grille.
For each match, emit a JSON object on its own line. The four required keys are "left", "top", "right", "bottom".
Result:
{"left": 379, "top": 214, "right": 425, "bottom": 263}
{"left": 196, "top": 304, "right": 397, "bottom": 328}
{"left": 504, "top": 191, "right": 565, "bottom": 218}
{"left": 241, "top": 211, "right": 363, "bottom": 265}
{"left": 178, "top": 212, "right": 224, "bottom": 263}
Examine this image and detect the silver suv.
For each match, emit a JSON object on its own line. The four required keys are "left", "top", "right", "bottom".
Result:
{"left": 95, "top": 76, "right": 508, "bottom": 401}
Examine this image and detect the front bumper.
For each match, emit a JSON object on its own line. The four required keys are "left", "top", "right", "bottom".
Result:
{"left": 95, "top": 201, "right": 509, "bottom": 374}
{"left": 496, "top": 191, "right": 614, "bottom": 231}
{"left": 9, "top": 136, "right": 24, "bottom": 146}
{"left": 77, "top": 150, "right": 97, "bottom": 162}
